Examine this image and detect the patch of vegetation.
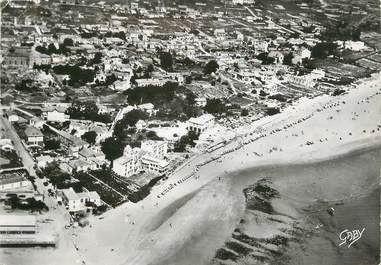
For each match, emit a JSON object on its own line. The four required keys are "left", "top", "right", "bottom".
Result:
{"left": 53, "top": 64, "right": 95, "bottom": 87}
{"left": 15, "top": 79, "right": 39, "bottom": 92}
{"left": 81, "top": 131, "right": 97, "bottom": 145}
{"left": 90, "top": 168, "right": 138, "bottom": 195}
{"left": 124, "top": 82, "right": 177, "bottom": 106}
{"left": 258, "top": 235, "right": 289, "bottom": 246}
{"left": 65, "top": 101, "right": 112, "bottom": 123}
{"left": 74, "top": 171, "right": 125, "bottom": 207}
{"left": 246, "top": 195, "right": 274, "bottom": 214}
{"left": 36, "top": 162, "right": 70, "bottom": 188}
{"left": 204, "top": 98, "right": 227, "bottom": 114}
{"left": 6, "top": 196, "right": 48, "bottom": 213}
{"left": 265, "top": 107, "right": 280, "bottom": 116}
{"left": 0, "top": 150, "right": 22, "bottom": 169}
{"left": 173, "top": 131, "right": 199, "bottom": 152}
{"left": 43, "top": 138, "right": 61, "bottom": 150}
{"left": 252, "top": 180, "right": 280, "bottom": 199}
{"left": 214, "top": 248, "right": 238, "bottom": 261}
{"left": 268, "top": 94, "right": 287, "bottom": 102}
{"left": 332, "top": 88, "right": 346, "bottom": 96}
{"left": 127, "top": 174, "right": 166, "bottom": 203}
{"left": 204, "top": 59, "right": 219, "bottom": 75}
{"left": 225, "top": 241, "right": 252, "bottom": 256}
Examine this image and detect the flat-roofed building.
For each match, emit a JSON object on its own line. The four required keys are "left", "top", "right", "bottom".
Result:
{"left": 187, "top": 114, "right": 215, "bottom": 134}
{"left": 0, "top": 172, "right": 31, "bottom": 191}
{"left": 0, "top": 215, "right": 36, "bottom": 235}
{"left": 141, "top": 155, "right": 169, "bottom": 176}
{"left": 61, "top": 188, "right": 101, "bottom": 212}
{"left": 141, "top": 140, "right": 167, "bottom": 159}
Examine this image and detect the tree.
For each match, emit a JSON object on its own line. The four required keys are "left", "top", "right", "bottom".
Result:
{"left": 81, "top": 131, "right": 97, "bottom": 145}
{"left": 184, "top": 57, "right": 194, "bottom": 66}
{"left": 44, "top": 138, "right": 61, "bottom": 150}
{"left": 173, "top": 131, "right": 199, "bottom": 152}
{"left": 311, "top": 42, "right": 338, "bottom": 59}
{"left": 92, "top": 52, "right": 103, "bottom": 64}
{"left": 265, "top": 107, "right": 280, "bottom": 116}
{"left": 63, "top": 38, "right": 74, "bottom": 47}
{"left": 65, "top": 101, "right": 111, "bottom": 123}
{"left": 204, "top": 98, "right": 226, "bottom": 114}
{"left": 241, "top": 109, "right": 249, "bottom": 116}
{"left": 185, "top": 92, "right": 196, "bottom": 105}
{"left": 259, "top": 90, "right": 269, "bottom": 97}
{"left": 117, "top": 109, "right": 148, "bottom": 129}
{"left": 48, "top": 43, "right": 57, "bottom": 54}
{"left": 101, "top": 137, "right": 125, "bottom": 162}
{"left": 160, "top": 52, "right": 173, "bottom": 71}
{"left": 147, "top": 64, "right": 154, "bottom": 72}
{"left": 146, "top": 131, "right": 162, "bottom": 140}
{"left": 283, "top": 52, "right": 294, "bottom": 66}
{"left": 257, "top": 52, "right": 275, "bottom": 65}
{"left": 203, "top": 60, "right": 219, "bottom": 75}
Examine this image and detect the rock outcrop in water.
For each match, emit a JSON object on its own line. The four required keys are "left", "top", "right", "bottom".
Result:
{"left": 211, "top": 179, "right": 304, "bottom": 265}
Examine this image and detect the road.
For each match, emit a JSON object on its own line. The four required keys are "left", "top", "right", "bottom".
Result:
{"left": 0, "top": 111, "right": 36, "bottom": 177}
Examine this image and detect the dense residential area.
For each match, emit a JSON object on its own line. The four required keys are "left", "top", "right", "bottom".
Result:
{"left": 0, "top": 0, "right": 380, "bottom": 264}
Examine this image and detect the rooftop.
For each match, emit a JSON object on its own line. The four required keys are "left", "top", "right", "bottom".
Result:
{"left": 0, "top": 172, "right": 27, "bottom": 186}
{"left": 0, "top": 215, "right": 36, "bottom": 227}
{"left": 188, "top": 114, "right": 215, "bottom": 126}
{"left": 24, "top": 126, "right": 43, "bottom": 137}
{"left": 62, "top": 187, "right": 79, "bottom": 201}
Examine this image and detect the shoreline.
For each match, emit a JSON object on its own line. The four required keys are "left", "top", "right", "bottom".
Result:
{"left": 2, "top": 72, "right": 381, "bottom": 265}
{"left": 74, "top": 71, "right": 381, "bottom": 265}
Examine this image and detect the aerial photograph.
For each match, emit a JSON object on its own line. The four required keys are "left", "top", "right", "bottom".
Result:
{"left": 0, "top": 0, "right": 380, "bottom": 264}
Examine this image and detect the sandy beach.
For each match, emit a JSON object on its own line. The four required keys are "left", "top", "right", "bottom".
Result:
{"left": 2, "top": 72, "right": 380, "bottom": 265}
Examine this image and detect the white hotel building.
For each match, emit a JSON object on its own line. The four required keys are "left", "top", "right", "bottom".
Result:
{"left": 187, "top": 114, "right": 215, "bottom": 134}
{"left": 112, "top": 140, "right": 169, "bottom": 178}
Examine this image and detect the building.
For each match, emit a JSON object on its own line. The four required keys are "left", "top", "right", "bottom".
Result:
{"left": 54, "top": 130, "right": 88, "bottom": 151}
{"left": 113, "top": 140, "right": 170, "bottom": 178}
{"left": 112, "top": 146, "right": 141, "bottom": 178}
{"left": 60, "top": 188, "right": 101, "bottom": 212}
{"left": 0, "top": 172, "right": 31, "bottom": 191}
{"left": 135, "top": 78, "right": 168, "bottom": 87}
{"left": 29, "top": 117, "right": 44, "bottom": 129}
{"left": 24, "top": 126, "right": 44, "bottom": 146}
{"left": 141, "top": 140, "right": 167, "bottom": 159}
{"left": 2, "top": 47, "right": 51, "bottom": 69}
{"left": 60, "top": 158, "right": 98, "bottom": 174}
{"left": 0, "top": 215, "right": 36, "bottom": 235}
{"left": 141, "top": 155, "right": 169, "bottom": 175}
{"left": 232, "top": 0, "right": 255, "bottom": 4}
{"left": 46, "top": 110, "right": 70, "bottom": 123}
{"left": 187, "top": 114, "right": 215, "bottom": 134}
{"left": 8, "top": 114, "right": 19, "bottom": 123}
{"left": 36, "top": 155, "right": 55, "bottom": 168}
{"left": 195, "top": 97, "right": 207, "bottom": 107}
{"left": 137, "top": 103, "right": 156, "bottom": 116}
{"left": 136, "top": 120, "right": 147, "bottom": 131}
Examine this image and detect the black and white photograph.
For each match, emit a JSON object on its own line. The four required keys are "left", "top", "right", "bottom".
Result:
{"left": 0, "top": 0, "right": 380, "bottom": 264}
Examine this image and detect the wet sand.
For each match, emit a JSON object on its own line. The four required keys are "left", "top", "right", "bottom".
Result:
{"left": 210, "top": 146, "right": 381, "bottom": 265}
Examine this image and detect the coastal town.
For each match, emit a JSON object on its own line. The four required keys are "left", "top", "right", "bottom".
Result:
{"left": 0, "top": 0, "right": 380, "bottom": 264}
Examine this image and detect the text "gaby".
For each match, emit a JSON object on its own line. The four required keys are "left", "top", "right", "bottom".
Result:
{"left": 339, "top": 228, "right": 365, "bottom": 248}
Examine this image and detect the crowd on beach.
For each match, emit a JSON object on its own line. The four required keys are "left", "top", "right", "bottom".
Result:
{"left": 156, "top": 85, "right": 381, "bottom": 201}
